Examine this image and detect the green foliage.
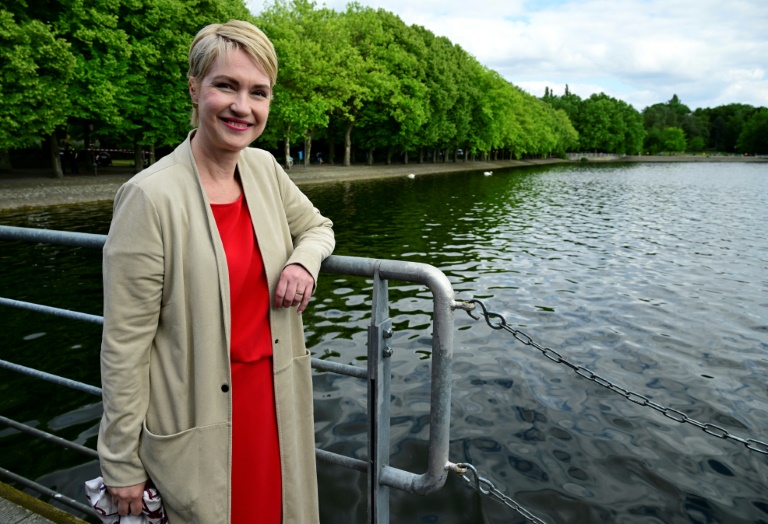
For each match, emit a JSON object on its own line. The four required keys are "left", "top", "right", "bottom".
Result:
{"left": 736, "top": 108, "right": 768, "bottom": 154}
{"left": 643, "top": 95, "right": 707, "bottom": 152}
{"left": 0, "top": 10, "right": 76, "bottom": 149}
{"left": 687, "top": 136, "right": 706, "bottom": 152}
{"left": 544, "top": 91, "right": 642, "bottom": 154}
{"left": 3, "top": 0, "right": 760, "bottom": 169}
{"left": 116, "top": 0, "right": 251, "bottom": 147}
{"left": 257, "top": 0, "right": 337, "bottom": 148}
{"left": 253, "top": 2, "right": 581, "bottom": 165}
{"left": 661, "top": 126, "right": 687, "bottom": 152}
{"left": 696, "top": 103, "right": 760, "bottom": 153}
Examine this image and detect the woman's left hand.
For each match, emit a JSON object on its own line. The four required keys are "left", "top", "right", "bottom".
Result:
{"left": 274, "top": 264, "right": 315, "bottom": 314}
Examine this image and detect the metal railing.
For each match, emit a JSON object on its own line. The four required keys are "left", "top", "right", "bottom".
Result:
{"left": 0, "top": 225, "right": 457, "bottom": 523}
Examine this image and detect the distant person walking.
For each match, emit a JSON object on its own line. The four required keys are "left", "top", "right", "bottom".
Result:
{"left": 68, "top": 145, "right": 79, "bottom": 174}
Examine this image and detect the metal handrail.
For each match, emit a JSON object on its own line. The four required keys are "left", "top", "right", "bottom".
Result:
{"left": 0, "top": 225, "right": 457, "bottom": 523}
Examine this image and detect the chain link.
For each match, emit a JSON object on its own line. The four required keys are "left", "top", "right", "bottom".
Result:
{"left": 448, "top": 462, "right": 549, "bottom": 524}
{"left": 460, "top": 299, "right": 768, "bottom": 456}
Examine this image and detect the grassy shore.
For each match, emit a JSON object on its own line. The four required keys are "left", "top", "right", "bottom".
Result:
{"left": 1, "top": 155, "right": 764, "bottom": 212}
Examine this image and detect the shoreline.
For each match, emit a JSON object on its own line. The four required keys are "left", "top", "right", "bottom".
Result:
{"left": 0, "top": 155, "right": 765, "bottom": 212}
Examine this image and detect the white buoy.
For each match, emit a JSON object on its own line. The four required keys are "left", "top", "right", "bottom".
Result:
{"left": 484, "top": 171, "right": 493, "bottom": 176}
{"left": 407, "top": 173, "right": 416, "bottom": 179}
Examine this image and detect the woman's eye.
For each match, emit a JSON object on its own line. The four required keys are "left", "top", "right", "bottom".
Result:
{"left": 252, "top": 90, "right": 268, "bottom": 98}
{"left": 216, "top": 83, "right": 232, "bottom": 90}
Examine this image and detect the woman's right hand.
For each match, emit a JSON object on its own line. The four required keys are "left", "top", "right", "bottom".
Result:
{"left": 107, "top": 481, "right": 146, "bottom": 516}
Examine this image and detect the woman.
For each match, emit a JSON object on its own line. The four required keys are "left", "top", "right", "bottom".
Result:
{"left": 97, "top": 20, "right": 334, "bottom": 523}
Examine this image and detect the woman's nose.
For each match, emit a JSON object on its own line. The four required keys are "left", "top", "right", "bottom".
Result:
{"left": 230, "top": 91, "right": 249, "bottom": 114}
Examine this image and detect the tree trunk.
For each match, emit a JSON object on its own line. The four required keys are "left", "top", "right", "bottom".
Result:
{"left": 418, "top": 148, "right": 424, "bottom": 164}
{"left": 367, "top": 147, "right": 374, "bottom": 166}
{"left": 80, "top": 124, "right": 94, "bottom": 170}
{"left": 49, "top": 134, "right": 63, "bottom": 178}
{"left": 403, "top": 150, "right": 408, "bottom": 164}
{"left": 149, "top": 144, "right": 156, "bottom": 166}
{"left": 328, "top": 135, "right": 335, "bottom": 165}
{"left": 134, "top": 139, "right": 143, "bottom": 174}
{"left": 386, "top": 147, "right": 392, "bottom": 165}
{"left": 431, "top": 148, "right": 437, "bottom": 163}
{"left": 82, "top": 123, "right": 92, "bottom": 150}
{"left": 443, "top": 148, "right": 449, "bottom": 163}
{"left": 283, "top": 134, "right": 291, "bottom": 170}
{"left": 0, "top": 149, "right": 11, "bottom": 172}
{"left": 344, "top": 121, "right": 353, "bottom": 167}
{"left": 304, "top": 128, "right": 313, "bottom": 167}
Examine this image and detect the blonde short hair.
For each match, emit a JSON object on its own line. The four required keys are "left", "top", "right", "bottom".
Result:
{"left": 188, "top": 20, "right": 278, "bottom": 127}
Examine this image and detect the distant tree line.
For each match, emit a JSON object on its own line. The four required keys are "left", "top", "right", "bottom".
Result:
{"left": 1, "top": 0, "right": 765, "bottom": 175}
{"left": 542, "top": 90, "right": 768, "bottom": 155}
{"left": 542, "top": 86, "right": 645, "bottom": 155}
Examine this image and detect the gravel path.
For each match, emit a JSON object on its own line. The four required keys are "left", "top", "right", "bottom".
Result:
{"left": 0, "top": 158, "right": 567, "bottom": 212}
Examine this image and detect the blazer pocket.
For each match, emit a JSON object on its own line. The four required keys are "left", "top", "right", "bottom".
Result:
{"left": 139, "top": 422, "right": 229, "bottom": 521}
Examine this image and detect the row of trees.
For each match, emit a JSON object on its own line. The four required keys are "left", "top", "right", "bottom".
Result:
{"left": 255, "top": 1, "right": 578, "bottom": 167}
{"left": 542, "top": 86, "right": 645, "bottom": 154}
{"left": 1, "top": 0, "right": 252, "bottom": 174}
{"left": 2, "top": 0, "right": 765, "bottom": 174}
{"left": 1, "top": 0, "right": 578, "bottom": 173}
{"left": 542, "top": 89, "right": 768, "bottom": 155}
{"left": 642, "top": 95, "right": 767, "bottom": 154}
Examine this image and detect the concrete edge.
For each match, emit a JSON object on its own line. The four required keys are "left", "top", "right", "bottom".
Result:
{"left": 0, "top": 482, "right": 88, "bottom": 524}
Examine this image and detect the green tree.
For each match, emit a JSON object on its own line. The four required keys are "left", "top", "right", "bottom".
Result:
{"left": 697, "top": 103, "right": 758, "bottom": 152}
{"left": 0, "top": 9, "right": 76, "bottom": 173}
{"left": 331, "top": 5, "right": 398, "bottom": 166}
{"left": 661, "top": 126, "right": 686, "bottom": 152}
{"left": 618, "top": 99, "right": 645, "bottom": 154}
{"left": 257, "top": 0, "right": 342, "bottom": 168}
{"left": 53, "top": 0, "right": 134, "bottom": 139}
{"left": 576, "top": 94, "right": 614, "bottom": 152}
{"left": 115, "top": 0, "right": 251, "bottom": 167}
{"left": 543, "top": 85, "right": 582, "bottom": 124}
{"left": 353, "top": 9, "right": 428, "bottom": 165}
{"left": 736, "top": 108, "right": 768, "bottom": 154}
{"left": 687, "top": 136, "right": 706, "bottom": 152}
{"left": 415, "top": 33, "right": 466, "bottom": 162}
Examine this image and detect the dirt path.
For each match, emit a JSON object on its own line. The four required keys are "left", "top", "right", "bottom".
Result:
{"left": 0, "top": 158, "right": 566, "bottom": 212}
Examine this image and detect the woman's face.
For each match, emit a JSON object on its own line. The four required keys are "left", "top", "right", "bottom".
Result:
{"left": 189, "top": 47, "right": 271, "bottom": 155}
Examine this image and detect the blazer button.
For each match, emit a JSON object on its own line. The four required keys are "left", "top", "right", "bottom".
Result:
{"left": 221, "top": 384, "right": 229, "bottom": 393}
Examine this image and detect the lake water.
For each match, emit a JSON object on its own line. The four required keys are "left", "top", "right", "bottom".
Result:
{"left": 1, "top": 162, "right": 767, "bottom": 523}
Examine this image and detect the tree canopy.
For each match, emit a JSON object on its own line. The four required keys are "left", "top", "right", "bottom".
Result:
{"left": 2, "top": 0, "right": 581, "bottom": 171}
{"left": 736, "top": 108, "right": 768, "bottom": 154}
{"left": 1, "top": 0, "right": 764, "bottom": 173}
{"left": 542, "top": 90, "right": 644, "bottom": 154}
{"left": 0, "top": 9, "right": 75, "bottom": 150}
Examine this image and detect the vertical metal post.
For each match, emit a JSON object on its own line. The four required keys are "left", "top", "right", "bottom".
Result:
{"left": 368, "top": 263, "right": 392, "bottom": 524}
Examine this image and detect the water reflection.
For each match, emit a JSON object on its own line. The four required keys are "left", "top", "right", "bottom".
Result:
{"left": 1, "top": 162, "right": 767, "bottom": 522}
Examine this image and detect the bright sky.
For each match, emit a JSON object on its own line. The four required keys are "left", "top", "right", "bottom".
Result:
{"left": 247, "top": 0, "right": 768, "bottom": 111}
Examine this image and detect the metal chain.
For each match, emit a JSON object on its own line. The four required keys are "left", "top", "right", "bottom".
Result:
{"left": 447, "top": 462, "right": 549, "bottom": 524}
{"left": 457, "top": 299, "right": 768, "bottom": 455}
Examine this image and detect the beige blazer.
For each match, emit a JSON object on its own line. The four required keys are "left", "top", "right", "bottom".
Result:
{"left": 98, "top": 133, "right": 335, "bottom": 523}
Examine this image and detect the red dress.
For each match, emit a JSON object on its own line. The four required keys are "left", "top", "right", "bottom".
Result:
{"left": 211, "top": 194, "right": 282, "bottom": 523}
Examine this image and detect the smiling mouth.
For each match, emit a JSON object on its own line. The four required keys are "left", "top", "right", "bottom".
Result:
{"left": 221, "top": 118, "right": 253, "bottom": 129}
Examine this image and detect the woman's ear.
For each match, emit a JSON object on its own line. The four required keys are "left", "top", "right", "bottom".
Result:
{"left": 188, "top": 77, "right": 198, "bottom": 104}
